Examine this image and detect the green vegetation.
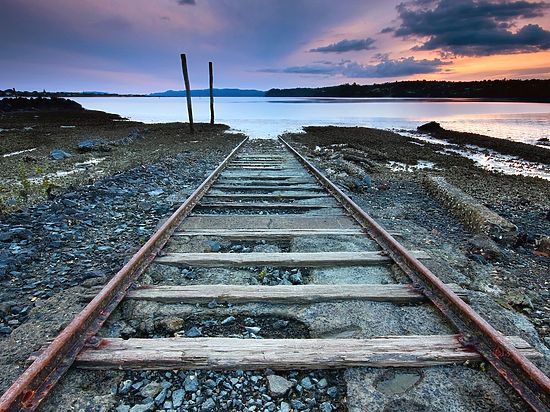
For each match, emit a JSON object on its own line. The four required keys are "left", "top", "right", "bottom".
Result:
{"left": 0, "top": 163, "right": 57, "bottom": 214}
{"left": 266, "top": 79, "right": 550, "bottom": 101}
{"left": 17, "top": 162, "right": 31, "bottom": 200}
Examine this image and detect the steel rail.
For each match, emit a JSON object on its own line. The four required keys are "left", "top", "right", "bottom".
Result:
{"left": 279, "top": 137, "right": 550, "bottom": 411}
{"left": 0, "top": 137, "right": 249, "bottom": 412}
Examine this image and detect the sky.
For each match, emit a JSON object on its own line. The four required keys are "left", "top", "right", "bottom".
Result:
{"left": 1, "top": 0, "right": 550, "bottom": 93}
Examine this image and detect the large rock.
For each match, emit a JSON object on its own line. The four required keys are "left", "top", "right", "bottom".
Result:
{"left": 77, "top": 139, "right": 110, "bottom": 152}
{"left": 50, "top": 149, "right": 71, "bottom": 160}
{"left": 417, "top": 121, "right": 444, "bottom": 133}
{"left": 423, "top": 176, "right": 517, "bottom": 244}
{"left": 267, "top": 375, "right": 294, "bottom": 396}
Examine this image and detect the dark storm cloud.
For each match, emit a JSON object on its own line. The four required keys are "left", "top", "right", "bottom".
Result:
{"left": 176, "top": 0, "right": 196, "bottom": 5}
{"left": 394, "top": 0, "right": 550, "bottom": 56}
{"left": 259, "top": 57, "right": 450, "bottom": 78}
{"left": 309, "top": 38, "right": 376, "bottom": 53}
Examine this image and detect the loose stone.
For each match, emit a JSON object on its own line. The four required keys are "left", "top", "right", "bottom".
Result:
{"left": 267, "top": 375, "right": 294, "bottom": 396}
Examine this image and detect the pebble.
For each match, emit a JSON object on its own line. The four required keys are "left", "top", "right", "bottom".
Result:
{"left": 279, "top": 401, "right": 291, "bottom": 412}
{"left": 205, "top": 240, "right": 221, "bottom": 252}
{"left": 300, "top": 377, "right": 314, "bottom": 390}
{"left": 201, "top": 398, "right": 216, "bottom": 410}
{"left": 326, "top": 386, "right": 338, "bottom": 398}
{"left": 272, "top": 320, "right": 289, "bottom": 330}
{"left": 154, "top": 388, "right": 167, "bottom": 405}
{"left": 172, "top": 389, "right": 185, "bottom": 408}
{"left": 119, "top": 380, "right": 133, "bottom": 394}
{"left": 320, "top": 401, "right": 334, "bottom": 412}
{"left": 139, "top": 381, "right": 161, "bottom": 398}
{"left": 267, "top": 375, "right": 294, "bottom": 396}
{"left": 185, "top": 326, "right": 202, "bottom": 337}
{"left": 147, "top": 189, "right": 164, "bottom": 197}
{"left": 129, "top": 402, "right": 154, "bottom": 412}
{"left": 291, "top": 399, "right": 306, "bottom": 410}
{"left": 221, "top": 315, "right": 235, "bottom": 325}
{"left": 184, "top": 374, "right": 200, "bottom": 392}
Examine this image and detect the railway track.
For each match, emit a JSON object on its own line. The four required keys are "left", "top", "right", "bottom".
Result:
{"left": 1, "top": 137, "right": 549, "bottom": 411}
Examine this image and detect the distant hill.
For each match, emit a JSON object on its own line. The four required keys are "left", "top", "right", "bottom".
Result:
{"left": 265, "top": 79, "right": 550, "bottom": 101}
{"left": 149, "top": 88, "right": 265, "bottom": 97}
{"left": 0, "top": 88, "right": 265, "bottom": 98}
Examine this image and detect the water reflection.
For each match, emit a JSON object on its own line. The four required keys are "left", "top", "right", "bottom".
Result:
{"left": 72, "top": 96, "right": 550, "bottom": 143}
{"left": 71, "top": 96, "right": 550, "bottom": 180}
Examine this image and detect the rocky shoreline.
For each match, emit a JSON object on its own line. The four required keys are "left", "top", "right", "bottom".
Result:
{"left": 416, "top": 121, "right": 550, "bottom": 164}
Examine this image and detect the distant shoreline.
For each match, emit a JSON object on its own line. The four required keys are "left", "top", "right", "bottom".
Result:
{"left": 2, "top": 95, "right": 549, "bottom": 104}
{"left": 3, "top": 79, "right": 550, "bottom": 102}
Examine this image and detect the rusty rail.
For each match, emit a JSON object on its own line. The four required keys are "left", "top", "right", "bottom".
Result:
{"left": 279, "top": 137, "right": 550, "bottom": 411}
{"left": 0, "top": 137, "right": 248, "bottom": 412}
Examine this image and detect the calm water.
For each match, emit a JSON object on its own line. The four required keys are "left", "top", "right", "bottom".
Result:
{"left": 72, "top": 96, "right": 550, "bottom": 144}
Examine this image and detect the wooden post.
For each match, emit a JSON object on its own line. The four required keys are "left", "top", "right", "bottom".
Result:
{"left": 180, "top": 53, "right": 194, "bottom": 134}
{"left": 209, "top": 61, "right": 214, "bottom": 125}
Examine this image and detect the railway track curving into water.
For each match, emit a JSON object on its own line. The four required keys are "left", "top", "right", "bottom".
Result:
{"left": 1, "top": 137, "right": 549, "bottom": 411}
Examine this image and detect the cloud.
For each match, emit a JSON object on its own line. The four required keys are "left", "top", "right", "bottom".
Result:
{"left": 309, "top": 38, "right": 376, "bottom": 53}
{"left": 258, "top": 63, "right": 342, "bottom": 75}
{"left": 176, "top": 0, "right": 196, "bottom": 4}
{"left": 258, "top": 57, "right": 450, "bottom": 78}
{"left": 344, "top": 57, "right": 450, "bottom": 77}
{"left": 394, "top": 0, "right": 550, "bottom": 56}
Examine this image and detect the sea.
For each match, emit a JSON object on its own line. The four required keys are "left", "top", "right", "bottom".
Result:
{"left": 70, "top": 96, "right": 550, "bottom": 180}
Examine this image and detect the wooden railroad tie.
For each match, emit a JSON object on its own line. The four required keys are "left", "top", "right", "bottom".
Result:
{"left": 173, "top": 228, "right": 367, "bottom": 239}
{"left": 126, "top": 283, "right": 467, "bottom": 304}
{"left": 179, "top": 216, "right": 360, "bottom": 230}
{"left": 154, "top": 251, "right": 430, "bottom": 267}
{"left": 73, "top": 335, "right": 540, "bottom": 370}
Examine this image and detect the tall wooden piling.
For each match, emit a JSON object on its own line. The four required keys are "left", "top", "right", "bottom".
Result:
{"left": 180, "top": 53, "right": 194, "bottom": 134}
{"left": 209, "top": 61, "right": 215, "bottom": 125}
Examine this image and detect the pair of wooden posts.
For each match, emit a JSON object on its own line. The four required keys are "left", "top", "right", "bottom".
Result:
{"left": 180, "top": 53, "right": 214, "bottom": 134}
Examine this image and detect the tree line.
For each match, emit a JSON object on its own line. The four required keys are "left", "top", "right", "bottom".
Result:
{"left": 265, "top": 79, "right": 550, "bottom": 100}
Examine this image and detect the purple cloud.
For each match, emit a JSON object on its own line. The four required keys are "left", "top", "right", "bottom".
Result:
{"left": 310, "top": 38, "right": 376, "bottom": 53}
{"left": 259, "top": 57, "right": 451, "bottom": 78}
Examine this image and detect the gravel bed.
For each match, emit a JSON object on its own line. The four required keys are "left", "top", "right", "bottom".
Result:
{"left": 145, "top": 265, "right": 311, "bottom": 287}
{"left": 112, "top": 369, "right": 346, "bottom": 412}
{"left": 0, "top": 121, "right": 242, "bottom": 338}
{"left": 164, "top": 238, "right": 291, "bottom": 254}
{"left": 106, "top": 314, "right": 311, "bottom": 340}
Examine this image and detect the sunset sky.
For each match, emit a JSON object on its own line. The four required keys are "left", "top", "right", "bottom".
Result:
{"left": 1, "top": 0, "right": 550, "bottom": 93}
